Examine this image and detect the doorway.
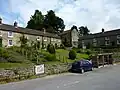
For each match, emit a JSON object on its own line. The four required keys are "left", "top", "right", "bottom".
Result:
{"left": 0, "top": 38, "right": 2, "bottom": 47}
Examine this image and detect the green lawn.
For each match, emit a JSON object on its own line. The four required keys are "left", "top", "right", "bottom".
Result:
{"left": 0, "top": 48, "right": 89, "bottom": 69}
{"left": 0, "top": 48, "right": 33, "bottom": 69}
{"left": 56, "top": 49, "right": 89, "bottom": 63}
{"left": 0, "top": 63, "right": 31, "bottom": 69}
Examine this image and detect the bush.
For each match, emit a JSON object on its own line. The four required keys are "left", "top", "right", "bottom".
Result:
{"left": 47, "top": 44, "right": 56, "bottom": 54}
{"left": 77, "top": 49, "right": 82, "bottom": 53}
{"left": 55, "top": 43, "right": 58, "bottom": 49}
{"left": 0, "top": 48, "right": 10, "bottom": 59}
{"left": 45, "top": 54, "right": 57, "bottom": 61}
{"left": 69, "top": 50, "right": 76, "bottom": 60}
{"left": 86, "top": 50, "right": 91, "bottom": 55}
{"left": 60, "top": 44, "right": 65, "bottom": 49}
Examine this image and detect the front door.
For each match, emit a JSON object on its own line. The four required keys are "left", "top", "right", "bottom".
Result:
{"left": 0, "top": 39, "right": 2, "bottom": 47}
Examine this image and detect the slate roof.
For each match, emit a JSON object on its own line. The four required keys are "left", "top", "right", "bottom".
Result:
{"left": 0, "top": 24, "right": 60, "bottom": 39}
{"left": 79, "top": 29, "right": 120, "bottom": 40}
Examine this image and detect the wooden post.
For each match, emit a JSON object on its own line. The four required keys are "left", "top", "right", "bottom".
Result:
{"left": 107, "top": 55, "right": 109, "bottom": 65}
{"left": 63, "top": 56, "right": 64, "bottom": 63}
{"left": 59, "top": 55, "right": 60, "bottom": 61}
{"left": 102, "top": 55, "right": 104, "bottom": 67}
{"left": 97, "top": 56, "right": 99, "bottom": 68}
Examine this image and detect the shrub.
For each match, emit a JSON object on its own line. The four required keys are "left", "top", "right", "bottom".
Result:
{"left": 86, "top": 50, "right": 91, "bottom": 55}
{"left": 69, "top": 50, "right": 76, "bottom": 60}
{"left": 77, "top": 49, "right": 82, "bottom": 53}
{"left": 45, "top": 54, "right": 57, "bottom": 61}
{"left": 0, "top": 48, "right": 10, "bottom": 59}
{"left": 55, "top": 43, "right": 58, "bottom": 49}
{"left": 47, "top": 44, "right": 56, "bottom": 54}
{"left": 60, "top": 44, "right": 65, "bottom": 49}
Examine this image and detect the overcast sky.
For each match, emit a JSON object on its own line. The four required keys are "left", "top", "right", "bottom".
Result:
{"left": 0, "top": 0, "right": 120, "bottom": 33}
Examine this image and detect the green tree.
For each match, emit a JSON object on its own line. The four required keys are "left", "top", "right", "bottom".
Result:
{"left": 79, "top": 26, "right": 90, "bottom": 35}
{"left": 27, "top": 10, "right": 65, "bottom": 34}
{"left": 71, "top": 25, "right": 78, "bottom": 31}
{"left": 44, "top": 10, "right": 65, "bottom": 33}
{"left": 47, "top": 44, "right": 56, "bottom": 54}
{"left": 69, "top": 50, "right": 76, "bottom": 60}
{"left": 19, "top": 35, "right": 28, "bottom": 48}
{"left": 26, "top": 10, "right": 44, "bottom": 30}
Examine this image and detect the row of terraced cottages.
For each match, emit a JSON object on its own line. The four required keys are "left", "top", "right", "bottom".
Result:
{"left": 0, "top": 19, "right": 61, "bottom": 48}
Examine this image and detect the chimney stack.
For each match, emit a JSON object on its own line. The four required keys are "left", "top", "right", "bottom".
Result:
{"left": 0, "top": 17, "right": 2, "bottom": 25}
{"left": 14, "top": 21, "right": 18, "bottom": 28}
{"left": 102, "top": 28, "right": 104, "bottom": 33}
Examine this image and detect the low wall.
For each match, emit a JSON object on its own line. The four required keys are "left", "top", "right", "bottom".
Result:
{"left": 0, "top": 63, "right": 71, "bottom": 83}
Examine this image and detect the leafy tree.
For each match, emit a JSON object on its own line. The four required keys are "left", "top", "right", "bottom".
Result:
{"left": 79, "top": 26, "right": 90, "bottom": 35}
{"left": 43, "top": 10, "right": 65, "bottom": 33}
{"left": 71, "top": 25, "right": 78, "bottom": 31}
{"left": 47, "top": 44, "right": 56, "bottom": 54}
{"left": 26, "top": 10, "right": 44, "bottom": 30}
{"left": 19, "top": 35, "right": 28, "bottom": 48}
{"left": 27, "top": 10, "right": 65, "bottom": 34}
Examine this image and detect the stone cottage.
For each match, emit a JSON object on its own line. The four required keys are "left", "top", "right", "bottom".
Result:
{"left": 0, "top": 18, "right": 61, "bottom": 48}
{"left": 60, "top": 28, "right": 79, "bottom": 48}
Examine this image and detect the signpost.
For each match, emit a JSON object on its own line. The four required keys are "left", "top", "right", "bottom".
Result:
{"left": 35, "top": 64, "right": 44, "bottom": 75}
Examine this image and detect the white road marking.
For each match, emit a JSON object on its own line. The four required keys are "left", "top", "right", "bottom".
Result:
{"left": 57, "top": 86, "right": 59, "bottom": 88}
{"left": 63, "top": 81, "right": 80, "bottom": 87}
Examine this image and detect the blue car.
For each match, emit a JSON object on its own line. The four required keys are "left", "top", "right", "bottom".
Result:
{"left": 70, "top": 60, "right": 93, "bottom": 73}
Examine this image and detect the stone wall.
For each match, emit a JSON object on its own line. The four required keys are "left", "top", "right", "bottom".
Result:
{"left": 0, "top": 63, "right": 71, "bottom": 80}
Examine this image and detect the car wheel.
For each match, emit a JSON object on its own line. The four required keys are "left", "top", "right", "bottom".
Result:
{"left": 90, "top": 68, "right": 93, "bottom": 71}
{"left": 81, "top": 68, "right": 84, "bottom": 73}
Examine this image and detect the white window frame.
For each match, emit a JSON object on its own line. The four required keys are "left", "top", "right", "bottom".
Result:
{"left": 58, "top": 40, "right": 61, "bottom": 42}
{"left": 8, "top": 31, "right": 13, "bottom": 37}
{"left": 93, "top": 38, "right": 96, "bottom": 42}
{"left": 93, "top": 42, "right": 97, "bottom": 46}
{"left": 8, "top": 39, "right": 13, "bottom": 46}
{"left": 117, "top": 35, "right": 120, "bottom": 39}
{"left": 44, "top": 37, "right": 47, "bottom": 41}
{"left": 105, "top": 37, "right": 109, "bottom": 40}
{"left": 105, "top": 40, "right": 110, "bottom": 45}
{"left": 37, "top": 37, "right": 40, "bottom": 41}
{"left": 117, "top": 40, "right": 120, "bottom": 45}
{"left": 0, "top": 31, "right": 2, "bottom": 36}
{"left": 54, "top": 39, "right": 56, "bottom": 41}
{"left": 51, "top": 38, "right": 54, "bottom": 41}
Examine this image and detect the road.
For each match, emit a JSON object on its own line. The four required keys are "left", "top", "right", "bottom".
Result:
{"left": 0, "top": 65, "right": 120, "bottom": 90}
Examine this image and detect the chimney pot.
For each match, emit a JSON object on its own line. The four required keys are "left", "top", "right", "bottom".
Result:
{"left": 0, "top": 17, "right": 2, "bottom": 24}
{"left": 14, "top": 21, "right": 18, "bottom": 28}
{"left": 102, "top": 28, "right": 104, "bottom": 33}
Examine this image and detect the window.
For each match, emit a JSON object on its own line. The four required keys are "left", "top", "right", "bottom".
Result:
{"left": 8, "top": 40, "right": 13, "bottom": 46}
{"left": 0, "top": 31, "right": 2, "bottom": 36}
{"left": 8, "top": 31, "right": 13, "bottom": 37}
{"left": 73, "top": 41, "right": 77, "bottom": 46}
{"left": 93, "top": 38, "right": 97, "bottom": 42}
{"left": 51, "top": 38, "right": 54, "bottom": 41}
{"left": 82, "top": 41, "right": 84, "bottom": 44}
{"left": 54, "top": 39, "right": 56, "bottom": 41}
{"left": 117, "top": 39, "right": 120, "bottom": 44}
{"left": 37, "top": 37, "right": 40, "bottom": 41}
{"left": 93, "top": 42, "right": 97, "bottom": 46}
{"left": 117, "top": 35, "right": 120, "bottom": 39}
{"left": 105, "top": 40, "right": 110, "bottom": 45}
{"left": 44, "top": 37, "right": 47, "bottom": 41}
{"left": 105, "top": 37, "right": 109, "bottom": 40}
{"left": 58, "top": 40, "right": 61, "bottom": 42}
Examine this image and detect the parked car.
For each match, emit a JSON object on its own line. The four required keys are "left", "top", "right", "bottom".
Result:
{"left": 69, "top": 60, "right": 93, "bottom": 73}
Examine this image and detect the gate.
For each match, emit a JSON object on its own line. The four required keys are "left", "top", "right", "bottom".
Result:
{"left": 0, "top": 39, "right": 2, "bottom": 47}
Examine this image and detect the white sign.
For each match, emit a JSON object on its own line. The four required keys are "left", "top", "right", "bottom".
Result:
{"left": 35, "top": 64, "right": 44, "bottom": 75}
{"left": 83, "top": 45, "right": 86, "bottom": 49}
